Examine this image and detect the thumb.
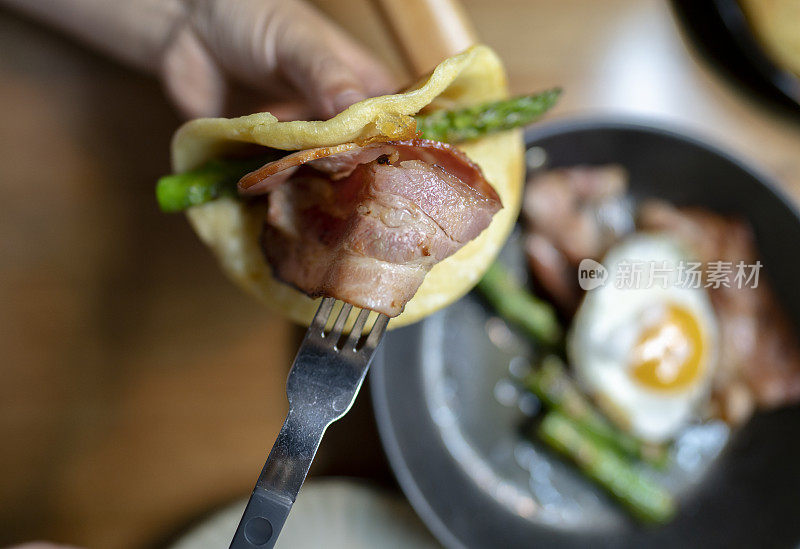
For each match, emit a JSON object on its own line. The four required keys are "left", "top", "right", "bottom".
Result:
{"left": 272, "top": 3, "right": 370, "bottom": 118}
{"left": 188, "top": 0, "right": 386, "bottom": 119}
{"left": 279, "top": 44, "right": 367, "bottom": 119}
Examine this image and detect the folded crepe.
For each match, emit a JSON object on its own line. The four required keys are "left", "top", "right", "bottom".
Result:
{"left": 171, "top": 44, "right": 524, "bottom": 327}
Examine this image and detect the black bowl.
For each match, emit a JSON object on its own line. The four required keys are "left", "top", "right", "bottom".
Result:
{"left": 371, "top": 118, "right": 800, "bottom": 549}
{"left": 671, "top": 0, "right": 800, "bottom": 114}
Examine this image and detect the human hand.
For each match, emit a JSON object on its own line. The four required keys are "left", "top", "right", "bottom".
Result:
{"left": 162, "top": 0, "right": 398, "bottom": 120}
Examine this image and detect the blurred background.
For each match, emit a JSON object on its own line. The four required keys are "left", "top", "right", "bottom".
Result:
{"left": 1, "top": 0, "right": 799, "bottom": 547}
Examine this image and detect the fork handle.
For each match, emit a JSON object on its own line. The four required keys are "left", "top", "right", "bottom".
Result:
{"left": 229, "top": 487, "right": 293, "bottom": 549}
{"left": 229, "top": 411, "right": 326, "bottom": 549}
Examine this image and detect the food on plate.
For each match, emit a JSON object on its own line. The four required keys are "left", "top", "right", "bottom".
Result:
{"left": 479, "top": 163, "right": 800, "bottom": 523}
{"left": 639, "top": 200, "right": 800, "bottom": 423}
{"left": 157, "top": 45, "right": 563, "bottom": 326}
{"left": 537, "top": 410, "right": 675, "bottom": 524}
{"left": 526, "top": 355, "right": 668, "bottom": 466}
{"left": 739, "top": 0, "right": 800, "bottom": 78}
{"left": 522, "top": 165, "right": 632, "bottom": 313}
{"left": 521, "top": 165, "right": 800, "bottom": 426}
{"left": 476, "top": 262, "right": 562, "bottom": 346}
{"left": 569, "top": 235, "right": 719, "bottom": 443}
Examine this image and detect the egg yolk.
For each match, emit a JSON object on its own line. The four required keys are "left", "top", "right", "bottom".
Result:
{"left": 630, "top": 304, "right": 704, "bottom": 391}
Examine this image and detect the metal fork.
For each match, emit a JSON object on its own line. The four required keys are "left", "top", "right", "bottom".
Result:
{"left": 229, "top": 297, "right": 390, "bottom": 548}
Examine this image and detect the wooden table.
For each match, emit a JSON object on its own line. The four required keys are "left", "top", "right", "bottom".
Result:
{"left": 1, "top": 1, "right": 799, "bottom": 547}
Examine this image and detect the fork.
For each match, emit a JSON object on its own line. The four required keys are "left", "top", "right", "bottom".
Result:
{"left": 229, "top": 297, "right": 390, "bottom": 549}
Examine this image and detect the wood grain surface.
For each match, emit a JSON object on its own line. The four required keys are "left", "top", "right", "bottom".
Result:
{"left": 1, "top": 1, "right": 799, "bottom": 548}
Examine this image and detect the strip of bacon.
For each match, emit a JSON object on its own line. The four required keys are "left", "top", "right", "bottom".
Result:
{"left": 239, "top": 140, "right": 502, "bottom": 316}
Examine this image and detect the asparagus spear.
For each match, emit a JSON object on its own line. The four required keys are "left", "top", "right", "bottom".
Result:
{"left": 538, "top": 410, "right": 676, "bottom": 524}
{"left": 156, "top": 154, "right": 274, "bottom": 213}
{"left": 526, "top": 356, "right": 669, "bottom": 467}
{"left": 415, "top": 88, "right": 561, "bottom": 143}
{"left": 476, "top": 262, "right": 562, "bottom": 347}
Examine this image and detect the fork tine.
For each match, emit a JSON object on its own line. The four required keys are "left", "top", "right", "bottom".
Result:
{"left": 364, "top": 314, "right": 390, "bottom": 349}
{"left": 344, "top": 308, "right": 371, "bottom": 350}
{"left": 312, "top": 297, "right": 336, "bottom": 332}
{"left": 328, "top": 302, "right": 353, "bottom": 341}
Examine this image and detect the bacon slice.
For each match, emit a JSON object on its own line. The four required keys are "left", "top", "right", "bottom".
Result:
{"left": 521, "top": 165, "right": 633, "bottom": 313}
{"left": 239, "top": 140, "right": 502, "bottom": 316}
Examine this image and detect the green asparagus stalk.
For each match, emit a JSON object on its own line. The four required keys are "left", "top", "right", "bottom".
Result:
{"left": 526, "top": 356, "right": 669, "bottom": 467}
{"left": 156, "top": 154, "right": 274, "bottom": 213}
{"left": 537, "top": 410, "right": 676, "bottom": 524}
{"left": 415, "top": 88, "right": 561, "bottom": 143}
{"left": 476, "top": 262, "right": 562, "bottom": 347}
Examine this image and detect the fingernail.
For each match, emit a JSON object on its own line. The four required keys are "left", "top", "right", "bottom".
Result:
{"left": 332, "top": 88, "right": 366, "bottom": 114}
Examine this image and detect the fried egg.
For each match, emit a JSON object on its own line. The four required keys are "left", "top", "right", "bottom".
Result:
{"left": 568, "top": 234, "right": 718, "bottom": 442}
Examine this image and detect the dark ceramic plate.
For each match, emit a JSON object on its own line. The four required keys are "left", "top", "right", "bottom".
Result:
{"left": 671, "top": 0, "right": 800, "bottom": 113}
{"left": 371, "top": 118, "right": 800, "bottom": 549}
